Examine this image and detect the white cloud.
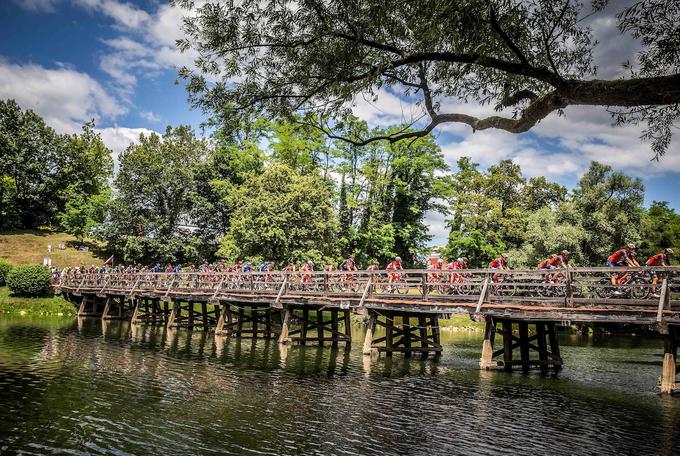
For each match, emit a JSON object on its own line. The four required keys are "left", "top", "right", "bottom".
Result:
{"left": 0, "top": 59, "right": 126, "bottom": 133}
{"left": 73, "top": 0, "right": 151, "bottom": 29}
{"left": 140, "top": 110, "right": 161, "bottom": 123}
{"left": 97, "top": 126, "right": 158, "bottom": 160}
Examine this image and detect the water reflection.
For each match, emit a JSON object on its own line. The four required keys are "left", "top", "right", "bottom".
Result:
{"left": 0, "top": 317, "right": 679, "bottom": 455}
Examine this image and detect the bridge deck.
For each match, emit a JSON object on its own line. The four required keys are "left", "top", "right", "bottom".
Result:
{"left": 57, "top": 267, "right": 680, "bottom": 325}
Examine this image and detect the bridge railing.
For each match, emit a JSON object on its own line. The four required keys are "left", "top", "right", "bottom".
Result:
{"left": 57, "top": 267, "right": 680, "bottom": 310}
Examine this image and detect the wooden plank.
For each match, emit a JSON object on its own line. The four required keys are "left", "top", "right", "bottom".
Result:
{"left": 363, "top": 314, "right": 376, "bottom": 355}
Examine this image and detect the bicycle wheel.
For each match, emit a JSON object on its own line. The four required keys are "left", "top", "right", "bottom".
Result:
{"left": 594, "top": 278, "right": 613, "bottom": 299}
{"left": 630, "top": 277, "right": 650, "bottom": 300}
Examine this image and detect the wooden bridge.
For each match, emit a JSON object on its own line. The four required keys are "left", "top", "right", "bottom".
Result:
{"left": 57, "top": 267, "right": 680, "bottom": 393}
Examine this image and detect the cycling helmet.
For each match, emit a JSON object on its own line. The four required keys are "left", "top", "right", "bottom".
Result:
{"left": 456, "top": 257, "right": 463, "bottom": 263}
{"left": 307, "top": 260, "right": 314, "bottom": 266}
{"left": 665, "top": 248, "right": 674, "bottom": 255}
{"left": 395, "top": 256, "right": 402, "bottom": 261}
{"left": 437, "top": 258, "right": 444, "bottom": 264}
{"left": 626, "top": 243, "right": 636, "bottom": 250}
{"left": 501, "top": 253, "right": 508, "bottom": 259}
{"left": 461, "top": 257, "right": 468, "bottom": 263}
{"left": 560, "top": 250, "right": 570, "bottom": 256}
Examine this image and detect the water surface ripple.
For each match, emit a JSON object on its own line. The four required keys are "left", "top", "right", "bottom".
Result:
{"left": 0, "top": 317, "right": 678, "bottom": 455}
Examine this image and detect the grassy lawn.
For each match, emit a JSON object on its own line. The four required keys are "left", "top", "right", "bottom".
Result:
{"left": 0, "top": 230, "right": 107, "bottom": 268}
{"left": 0, "top": 286, "right": 77, "bottom": 316}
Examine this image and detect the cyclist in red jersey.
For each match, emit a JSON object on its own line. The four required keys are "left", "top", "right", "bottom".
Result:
{"left": 427, "top": 258, "right": 444, "bottom": 284}
{"left": 300, "top": 260, "right": 314, "bottom": 284}
{"left": 489, "top": 254, "right": 508, "bottom": 282}
{"left": 386, "top": 256, "right": 403, "bottom": 284}
{"left": 538, "top": 250, "right": 570, "bottom": 283}
{"left": 646, "top": 248, "right": 673, "bottom": 297}
{"left": 607, "top": 243, "right": 638, "bottom": 286}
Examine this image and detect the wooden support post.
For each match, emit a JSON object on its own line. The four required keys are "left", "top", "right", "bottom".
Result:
{"left": 253, "top": 305, "right": 259, "bottom": 338}
{"left": 101, "top": 297, "right": 112, "bottom": 321}
{"left": 187, "top": 301, "right": 194, "bottom": 330}
{"left": 430, "top": 315, "right": 441, "bottom": 352}
{"left": 166, "top": 300, "right": 178, "bottom": 329}
{"left": 403, "top": 314, "right": 411, "bottom": 358}
{"left": 279, "top": 307, "right": 291, "bottom": 344}
{"left": 385, "top": 315, "right": 394, "bottom": 357}
{"left": 300, "top": 308, "right": 309, "bottom": 346}
{"left": 265, "top": 307, "right": 272, "bottom": 339}
{"left": 344, "top": 309, "right": 351, "bottom": 343}
{"left": 215, "top": 303, "right": 226, "bottom": 334}
{"left": 536, "top": 322, "right": 548, "bottom": 373}
{"left": 77, "top": 297, "right": 87, "bottom": 316}
{"left": 657, "top": 278, "right": 670, "bottom": 323}
{"left": 331, "top": 309, "right": 339, "bottom": 348}
{"left": 480, "top": 318, "right": 495, "bottom": 369}
{"left": 660, "top": 328, "right": 678, "bottom": 394}
{"left": 163, "top": 301, "right": 169, "bottom": 324}
{"left": 130, "top": 298, "right": 140, "bottom": 325}
{"left": 565, "top": 267, "right": 574, "bottom": 307}
{"left": 202, "top": 301, "right": 209, "bottom": 330}
{"left": 237, "top": 306, "right": 244, "bottom": 336}
{"left": 316, "top": 309, "right": 324, "bottom": 346}
{"left": 502, "top": 320, "right": 513, "bottom": 372}
{"left": 547, "top": 322, "right": 562, "bottom": 370}
{"left": 362, "top": 313, "right": 376, "bottom": 355}
{"left": 519, "top": 322, "right": 530, "bottom": 373}
{"left": 419, "top": 315, "right": 428, "bottom": 357}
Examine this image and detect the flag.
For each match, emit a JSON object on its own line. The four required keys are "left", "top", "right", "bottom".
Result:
{"left": 102, "top": 255, "right": 114, "bottom": 266}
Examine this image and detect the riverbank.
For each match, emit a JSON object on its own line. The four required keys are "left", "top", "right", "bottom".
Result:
{"left": 0, "top": 286, "right": 76, "bottom": 316}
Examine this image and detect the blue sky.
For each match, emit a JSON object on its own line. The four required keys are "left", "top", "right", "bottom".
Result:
{"left": 1, "top": 0, "right": 678, "bottom": 244}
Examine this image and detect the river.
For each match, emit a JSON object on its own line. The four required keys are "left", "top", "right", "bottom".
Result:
{"left": 0, "top": 317, "right": 678, "bottom": 455}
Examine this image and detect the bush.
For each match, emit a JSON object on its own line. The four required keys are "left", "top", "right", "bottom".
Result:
{"left": 0, "top": 259, "right": 13, "bottom": 286}
{"left": 6, "top": 265, "right": 52, "bottom": 297}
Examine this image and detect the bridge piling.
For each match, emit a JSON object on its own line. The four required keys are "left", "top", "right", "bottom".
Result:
{"left": 660, "top": 328, "right": 679, "bottom": 394}
{"left": 370, "top": 310, "right": 442, "bottom": 357}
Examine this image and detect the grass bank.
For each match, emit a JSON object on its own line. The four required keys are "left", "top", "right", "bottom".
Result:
{"left": 0, "top": 286, "right": 77, "bottom": 316}
{"left": 0, "top": 230, "right": 107, "bottom": 267}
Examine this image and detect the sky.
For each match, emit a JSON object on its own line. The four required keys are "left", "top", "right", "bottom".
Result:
{"left": 1, "top": 0, "right": 678, "bottom": 245}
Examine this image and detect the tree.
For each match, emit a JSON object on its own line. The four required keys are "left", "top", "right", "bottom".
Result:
{"left": 176, "top": 0, "right": 680, "bottom": 156}
{"left": 0, "top": 99, "right": 60, "bottom": 228}
{"left": 218, "top": 163, "right": 338, "bottom": 264}
{"left": 59, "top": 189, "right": 111, "bottom": 242}
{"left": 639, "top": 201, "right": 680, "bottom": 259}
{"left": 572, "top": 161, "right": 644, "bottom": 264}
{"left": 106, "top": 126, "right": 208, "bottom": 264}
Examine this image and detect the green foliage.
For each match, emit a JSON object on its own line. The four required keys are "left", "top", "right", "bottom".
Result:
{"left": 639, "top": 201, "right": 680, "bottom": 260}
{"left": 59, "top": 189, "right": 111, "bottom": 241}
{"left": 443, "top": 229, "right": 505, "bottom": 268}
{"left": 0, "top": 259, "right": 13, "bottom": 286}
{"left": 0, "top": 101, "right": 113, "bottom": 230}
{"left": 573, "top": 161, "right": 644, "bottom": 265}
{"left": 105, "top": 126, "right": 209, "bottom": 264}
{"left": 6, "top": 265, "right": 52, "bottom": 297}
{"left": 218, "top": 163, "right": 338, "bottom": 264}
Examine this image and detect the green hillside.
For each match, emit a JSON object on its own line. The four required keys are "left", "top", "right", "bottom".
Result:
{"left": 0, "top": 231, "right": 108, "bottom": 268}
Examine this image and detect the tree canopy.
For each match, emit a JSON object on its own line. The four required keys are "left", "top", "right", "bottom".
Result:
{"left": 176, "top": 0, "right": 679, "bottom": 157}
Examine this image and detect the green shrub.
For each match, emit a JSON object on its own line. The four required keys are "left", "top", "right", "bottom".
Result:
{"left": 0, "top": 259, "right": 13, "bottom": 286}
{"left": 6, "top": 265, "right": 52, "bottom": 297}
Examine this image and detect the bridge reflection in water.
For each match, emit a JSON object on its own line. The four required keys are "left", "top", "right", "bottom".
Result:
{"left": 60, "top": 267, "right": 680, "bottom": 393}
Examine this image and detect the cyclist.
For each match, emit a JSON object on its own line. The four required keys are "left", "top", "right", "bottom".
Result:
{"left": 366, "top": 260, "right": 380, "bottom": 271}
{"left": 300, "top": 260, "right": 314, "bottom": 285}
{"left": 339, "top": 255, "right": 358, "bottom": 272}
{"left": 489, "top": 254, "right": 509, "bottom": 282}
{"left": 242, "top": 262, "right": 254, "bottom": 273}
{"left": 386, "top": 256, "right": 403, "bottom": 285}
{"left": 427, "top": 258, "right": 444, "bottom": 284}
{"left": 538, "top": 250, "right": 570, "bottom": 283}
{"left": 646, "top": 248, "right": 674, "bottom": 297}
{"left": 607, "top": 243, "right": 638, "bottom": 286}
